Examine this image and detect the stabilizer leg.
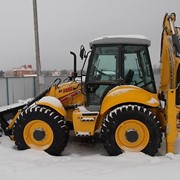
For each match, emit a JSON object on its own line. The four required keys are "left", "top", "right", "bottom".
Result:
{"left": 166, "top": 89, "right": 178, "bottom": 153}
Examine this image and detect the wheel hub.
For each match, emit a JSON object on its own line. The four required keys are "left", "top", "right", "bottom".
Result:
{"left": 23, "top": 120, "right": 54, "bottom": 150}
{"left": 115, "top": 119, "right": 150, "bottom": 152}
{"left": 33, "top": 129, "right": 46, "bottom": 141}
{"left": 125, "top": 129, "right": 138, "bottom": 143}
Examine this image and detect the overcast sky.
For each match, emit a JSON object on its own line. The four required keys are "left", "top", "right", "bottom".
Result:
{"left": 0, "top": 0, "right": 180, "bottom": 71}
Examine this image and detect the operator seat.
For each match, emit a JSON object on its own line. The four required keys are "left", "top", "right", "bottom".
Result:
{"left": 124, "top": 69, "right": 134, "bottom": 84}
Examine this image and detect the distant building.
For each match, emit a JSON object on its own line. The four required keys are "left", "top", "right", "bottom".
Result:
{"left": 12, "top": 65, "right": 36, "bottom": 77}
{"left": 52, "top": 70, "right": 62, "bottom": 76}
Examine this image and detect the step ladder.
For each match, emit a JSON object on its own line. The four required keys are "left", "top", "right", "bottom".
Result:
{"left": 73, "top": 106, "right": 99, "bottom": 136}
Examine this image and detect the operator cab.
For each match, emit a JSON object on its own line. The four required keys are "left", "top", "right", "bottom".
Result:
{"left": 84, "top": 35, "right": 156, "bottom": 109}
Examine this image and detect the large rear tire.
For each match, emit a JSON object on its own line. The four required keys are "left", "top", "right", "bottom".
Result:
{"left": 101, "top": 105, "right": 162, "bottom": 156}
{"left": 12, "top": 105, "right": 69, "bottom": 156}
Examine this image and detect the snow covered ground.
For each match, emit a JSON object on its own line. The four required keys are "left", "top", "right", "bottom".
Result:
{"left": 0, "top": 132, "right": 180, "bottom": 180}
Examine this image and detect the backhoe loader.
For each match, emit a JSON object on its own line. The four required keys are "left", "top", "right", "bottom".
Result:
{"left": 0, "top": 12, "right": 180, "bottom": 156}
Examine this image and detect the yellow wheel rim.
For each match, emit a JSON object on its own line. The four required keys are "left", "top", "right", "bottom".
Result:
{"left": 115, "top": 120, "right": 149, "bottom": 152}
{"left": 23, "top": 120, "right": 54, "bottom": 150}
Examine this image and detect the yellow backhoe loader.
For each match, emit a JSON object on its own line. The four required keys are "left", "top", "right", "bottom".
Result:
{"left": 0, "top": 12, "right": 180, "bottom": 156}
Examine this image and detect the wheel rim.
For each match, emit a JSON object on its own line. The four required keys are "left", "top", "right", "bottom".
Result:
{"left": 115, "top": 120, "right": 149, "bottom": 152}
{"left": 23, "top": 120, "right": 54, "bottom": 150}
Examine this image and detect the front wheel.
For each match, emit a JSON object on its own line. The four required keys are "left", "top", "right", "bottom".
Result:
{"left": 101, "top": 105, "right": 162, "bottom": 156}
{"left": 12, "top": 105, "right": 69, "bottom": 156}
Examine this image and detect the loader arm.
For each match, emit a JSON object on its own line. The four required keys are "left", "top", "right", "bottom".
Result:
{"left": 0, "top": 78, "right": 61, "bottom": 135}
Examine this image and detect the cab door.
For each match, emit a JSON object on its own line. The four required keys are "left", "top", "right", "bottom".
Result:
{"left": 85, "top": 45, "right": 120, "bottom": 108}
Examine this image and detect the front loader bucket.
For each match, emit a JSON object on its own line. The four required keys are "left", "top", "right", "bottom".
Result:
{"left": 0, "top": 101, "right": 27, "bottom": 135}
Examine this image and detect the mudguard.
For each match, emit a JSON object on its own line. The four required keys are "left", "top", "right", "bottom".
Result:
{"left": 100, "top": 85, "right": 159, "bottom": 115}
{"left": 36, "top": 96, "right": 66, "bottom": 117}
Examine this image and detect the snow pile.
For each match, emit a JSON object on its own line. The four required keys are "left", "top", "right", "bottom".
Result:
{"left": 1, "top": 99, "right": 180, "bottom": 180}
{"left": 39, "top": 96, "right": 63, "bottom": 108}
{"left": 0, "top": 133, "right": 180, "bottom": 180}
{"left": 147, "top": 97, "right": 159, "bottom": 104}
{"left": 0, "top": 98, "right": 32, "bottom": 113}
{"left": 78, "top": 106, "right": 89, "bottom": 112}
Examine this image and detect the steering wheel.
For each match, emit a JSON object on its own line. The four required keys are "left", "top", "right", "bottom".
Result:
{"left": 97, "top": 70, "right": 113, "bottom": 80}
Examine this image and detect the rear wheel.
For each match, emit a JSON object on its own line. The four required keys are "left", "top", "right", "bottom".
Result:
{"left": 13, "top": 105, "right": 69, "bottom": 156}
{"left": 101, "top": 105, "right": 162, "bottom": 156}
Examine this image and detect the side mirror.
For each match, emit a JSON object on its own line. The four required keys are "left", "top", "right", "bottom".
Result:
{"left": 80, "top": 45, "right": 86, "bottom": 60}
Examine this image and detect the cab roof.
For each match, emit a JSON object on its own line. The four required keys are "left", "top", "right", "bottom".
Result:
{"left": 90, "top": 35, "right": 151, "bottom": 48}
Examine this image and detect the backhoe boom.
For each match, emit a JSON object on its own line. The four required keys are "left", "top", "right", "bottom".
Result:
{"left": 159, "top": 13, "right": 180, "bottom": 153}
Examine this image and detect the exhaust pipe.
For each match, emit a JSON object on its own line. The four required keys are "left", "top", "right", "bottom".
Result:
{"left": 70, "top": 51, "right": 77, "bottom": 79}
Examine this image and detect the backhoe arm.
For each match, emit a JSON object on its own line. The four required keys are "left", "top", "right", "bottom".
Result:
{"left": 159, "top": 13, "right": 180, "bottom": 101}
{"left": 159, "top": 13, "right": 180, "bottom": 153}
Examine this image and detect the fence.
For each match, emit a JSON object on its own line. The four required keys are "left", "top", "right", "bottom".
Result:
{"left": 0, "top": 76, "right": 67, "bottom": 106}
